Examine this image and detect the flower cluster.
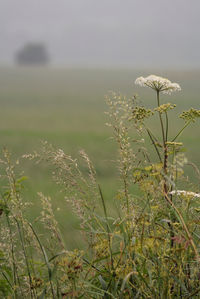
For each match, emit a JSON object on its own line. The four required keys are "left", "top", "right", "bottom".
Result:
{"left": 179, "top": 108, "right": 200, "bottom": 122}
{"left": 135, "top": 75, "right": 181, "bottom": 94}
{"left": 155, "top": 103, "right": 176, "bottom": 113}
{"left": 170, "top": 190, "right": 200, "bottom": 198}
{"left": 130, "top": 106, "right": 153, "bottom": 123}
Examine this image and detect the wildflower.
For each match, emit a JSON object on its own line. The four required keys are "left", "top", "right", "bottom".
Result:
{"left": 130, "top": 106, "right": 153, "bottom": 123}
{"left": 170, "top": 190, "right": 200, "bottom": 198}
{"left": 179, "top": 108, "right": 200, "bottom": 122}
{"left": 135, "top": 75, "right": 181, "bottom": 94}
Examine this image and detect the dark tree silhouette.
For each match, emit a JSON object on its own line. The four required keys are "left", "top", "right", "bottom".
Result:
{"left": 15, "top": 43, "right": 50, "bottom": 66}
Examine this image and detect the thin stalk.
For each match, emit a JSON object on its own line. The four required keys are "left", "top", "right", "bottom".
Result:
{"left": 144, "top": 125, "right": 160, "bottom": 142}
{"left": 185, "top": 287, "right": 200, "bottom": 299}
{"left": 28, "top": 223, "right": 55, "bottom": 299}
{"left": 156, "top": 92, "right": 174, "bottom": 250}
{"left": 171, "top": 120, "right": 191, "bottom": 142}
{"left": 165, "top": 111, "right": 169, "bottom": 142}
{"left": 155, "top": 91, "right": 168, "bottom": 196}
{"left": 113, "top": 123, "right": 130, "bottom": 217}
{"left": 106, "top": 238, "right": 128, "bottom": 293}
{"left": 123, "top": 177, "right": 130, "bottom": 217}
{"left": 146, "top": 128, "right": 162, "bottom": 163}
{"left": 83, "top": 258, "right": 102, "bottom": 274}
{"left": 2, "top": 272, "right": 13, "bottom": 293}
{"left": 4, "top": 210, "right": 22, "bottom": 299}
{"left": 186, "top": 162, "right": 200, "bottom": 184}
{"left": 156, "top": 90, "right": 166, "bottom": 145}
{"left": 98, "top": 185, "right": 114, "bottom": 272}
{"left": 15, "top": 218, "right": 35, "bottom": 299}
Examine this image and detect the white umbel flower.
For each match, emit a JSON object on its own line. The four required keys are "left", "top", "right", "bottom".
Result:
{"left": 169, "top": 190, "right": 200, "bottom": 198}
{"left": 135, "top": 75, "right": 181, "bottom": 94}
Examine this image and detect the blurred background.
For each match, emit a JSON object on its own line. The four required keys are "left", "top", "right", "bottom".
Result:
{"left": 1, "top": 0, "right": 200, "bottom": 68}
{"left": 0, "top": 0, "right": 199, "bottom": 245}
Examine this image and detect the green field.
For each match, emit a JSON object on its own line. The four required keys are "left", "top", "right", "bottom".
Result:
{"left": 0, "top": 67, "right": 199, "bottom": 246}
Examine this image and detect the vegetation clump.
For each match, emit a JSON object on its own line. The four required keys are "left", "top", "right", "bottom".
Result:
{"left": 0, "top": 75, "right": 200, "bottom": 298}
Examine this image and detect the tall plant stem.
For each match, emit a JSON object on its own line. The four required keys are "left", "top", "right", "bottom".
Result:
{"left": 171, "top": 120, "right": 191, "bottom": 142}
{"left": 156, "top": 91, "right": 168, "bottom": 191}
{"left": 15, "top": 218, "right": 35, "bottom": 299}
{"left": 146, "top": 127, "right": 162, "bottom": 163}
{"left": 5, "top": 213, "right": 18, "bottom": 299}
{"left": 98, "top": 185, "right": 114, "bottom": 272}
{"left": 165, "top": 111, "right": 169, "bottom": 142}
{"left": 156, "top": 91, "right": 166, "bottom": 145}
{"left": 28, "top": 223, "right": 55, "bottom": 299}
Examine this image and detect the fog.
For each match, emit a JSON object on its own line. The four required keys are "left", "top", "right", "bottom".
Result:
{"left": 1, "top": 0, "right": 200, "bottom": 68}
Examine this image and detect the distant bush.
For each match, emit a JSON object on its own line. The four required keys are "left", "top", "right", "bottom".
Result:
{"left": 0, "top": 75, "right": 200, "bottom": 298}
{"left": 15, "top": 43, "right": 50, "bottom": 66}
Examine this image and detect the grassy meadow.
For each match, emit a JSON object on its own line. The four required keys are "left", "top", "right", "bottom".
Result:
{"left": 0, "top": 67, "right": 199, "bottom": 245}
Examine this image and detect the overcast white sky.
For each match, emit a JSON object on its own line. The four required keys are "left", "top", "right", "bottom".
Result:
{"left": 1, "top": 0, "right": 200, "bottom": 68}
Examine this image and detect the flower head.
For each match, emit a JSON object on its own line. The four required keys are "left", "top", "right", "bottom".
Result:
{"left": 169, "top": 190, "right": 200, "bottom": 198}
{"left": 130, "top": 106, "right": 154, "bottom": 124}
{"left": 179, "top": 108, "right": 200, "bottom": 122}
{"left": 135, "top": 75, "right": 181, "bottom": 94}
{"left": 154, "top": 103, "right": 176, "bottom": 113}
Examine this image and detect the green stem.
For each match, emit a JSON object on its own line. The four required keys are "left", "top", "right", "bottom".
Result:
{"left": 98, "top": 185, "right": 114, "bottom": 273}
{"left": 157, "top": 91, "right": 166, "bottom": 145}
{"left": 4, "top": 205, "right": 23, "bottom": 298}
{"left": 15, "top": 218, "right": 34, "bottom": 299}
{"left": 28, "top": 223, "right": 55, "bottom": 299}
{"left": 171, "top": 120, "right": 191, "bottom": 142}
{"left": 165, "top": 111, "right": 169, "bottom": 142}
{"left": 156, "top": 91, "right": 168, "bottom": 188}
{"left": 146, "top": 128, "right": 162, "bottom": 163}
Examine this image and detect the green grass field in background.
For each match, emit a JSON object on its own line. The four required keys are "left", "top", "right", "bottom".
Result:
{"left": 0, "top": 67, "right": 199, "bottom": 247}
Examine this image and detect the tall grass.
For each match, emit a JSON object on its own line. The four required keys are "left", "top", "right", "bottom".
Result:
{"left": 0, "top": 74, "right": 200, "bottom": 298}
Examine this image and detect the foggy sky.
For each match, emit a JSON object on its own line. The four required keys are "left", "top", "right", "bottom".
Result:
{"left": 1, "top": 0, "right": 200, "bottom": 68}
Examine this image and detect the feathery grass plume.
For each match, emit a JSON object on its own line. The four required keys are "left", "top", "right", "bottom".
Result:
{"left": 105, "top": 92, "right": 146, "bottom": 214}
{"left": 25, "top": 142, "right": 99, "bottom": 227}
{"left": 0, "top": 149, "right": 37, "bottom": 298}
{"left": 38, "top": 192, "right": 65, "bottom": 251}
{"left": 0, "top": 149, "right": 65, "bottom": 298}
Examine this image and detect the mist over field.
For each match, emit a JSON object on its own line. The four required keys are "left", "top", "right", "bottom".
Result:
{"left": 1, "top": 0, "right": 200, "bottom": 68}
